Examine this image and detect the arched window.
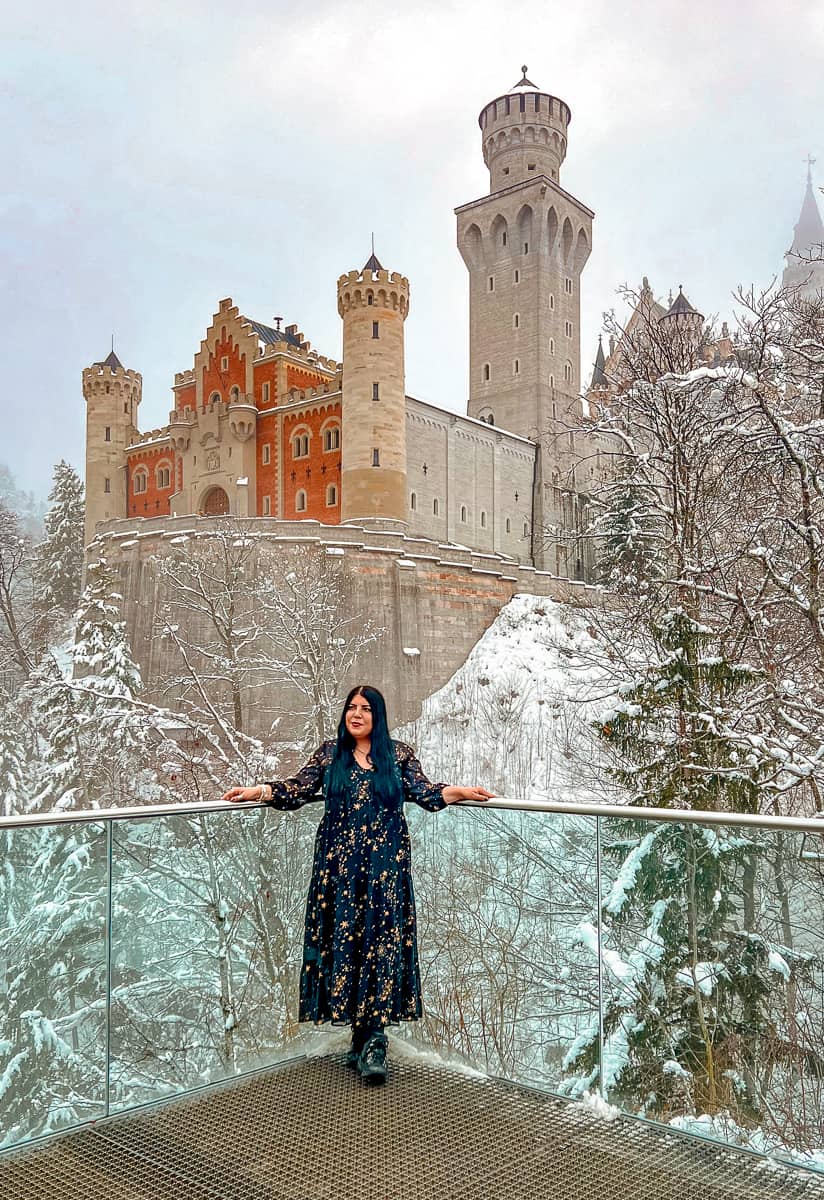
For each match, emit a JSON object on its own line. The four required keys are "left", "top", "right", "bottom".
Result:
{"left": 293, "top": 431, "right": 310, "bottom": 459}
{"left": 209, "top": 391, "right": 221, "bottom": 405}
{"left": 326, "top": 484, "right": 338, "bottom": 507}
{"left": 505, "top": 517, "right": 511, "bottom": 533}
{"left": 410, "top": 491, "right": 417, "bottom": 511}
{"left": 523, "top": 521, "right": 529, "bottom": 537}
{"left": 133, "top": 469, "right": 148, "bottom": 495}
{"left": 480, "top": 510, "right": 487, "bottom": 528}
{"left": 433, "top": 498, "right": 439, "bottom": 516}
{"left": 156, "top": 462, "right": 171, "bottom": 490}
{"left": 295, "top": 490, "right": 307, "bottom": 512}
{"left": 487, "top": 414, "right": 495, "bottom": 425}
{"left": 460, "top": 504, "right": 467, "bottom": 523}
{"left": 564, "top": 362, "right": 573, "bottom": 383}
{"left": 550, "top": 338, "right": 555, "bottom": 355}
{"left": 322, "top": 424, "right": 340, "bottom": 452}
{"left": 229, "top": 386, "right": 240, "bottom": 403}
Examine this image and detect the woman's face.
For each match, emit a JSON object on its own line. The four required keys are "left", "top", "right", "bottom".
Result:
{"left": 345, "top": 693, "right": 373, "bottom": 740}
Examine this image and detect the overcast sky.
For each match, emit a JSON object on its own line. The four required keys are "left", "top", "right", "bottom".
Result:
{"left": 3, "top": 0, "right": 822, "bottom": 497}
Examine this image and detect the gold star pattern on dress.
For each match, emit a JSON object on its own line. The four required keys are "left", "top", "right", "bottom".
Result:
{"left": 264, "top": 740, "right": 446, "bottom": 1029}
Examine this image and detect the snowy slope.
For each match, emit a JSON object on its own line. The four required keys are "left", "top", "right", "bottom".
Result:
{"left": 399, "top": 593, "right": 616, "bottom": 804}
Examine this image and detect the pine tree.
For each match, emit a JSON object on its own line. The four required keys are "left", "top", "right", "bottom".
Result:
{"left": 562, "top": 606, "right": 808, "bottom": 1122}
{"left": 32, "top": 461, "right": 85, "bottom": 623}
{"left": 0, "top": 700, "right": 26, "bottom": 817}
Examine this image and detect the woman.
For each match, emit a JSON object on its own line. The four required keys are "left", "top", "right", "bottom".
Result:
{"left": 223, "top": 684, "right": 493, "bottom": 1085}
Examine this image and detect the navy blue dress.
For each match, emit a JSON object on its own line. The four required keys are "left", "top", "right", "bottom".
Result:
{"left": 266, "top": 740, "right": 446, "bottom": 1028}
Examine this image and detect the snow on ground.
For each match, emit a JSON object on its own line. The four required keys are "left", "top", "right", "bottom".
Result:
{"left": 399, "top": 593, "right": 615, "bottom": 804}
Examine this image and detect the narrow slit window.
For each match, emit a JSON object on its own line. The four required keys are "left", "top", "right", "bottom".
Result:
{"left": 372, "top": 321, "right": 379, "bottom": 338}
{"left": 372, "top": 382, "right": 380, "bottom": 400}
{"left": 105, "top": 426, "right": 111, "bottom": 442}
{"left": 372, "top": 448, "right": 380, "bottom": 467}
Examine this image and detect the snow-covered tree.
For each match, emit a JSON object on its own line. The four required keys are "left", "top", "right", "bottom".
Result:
{"left": 0, "top": 501, "right": 35, "bottom": 685}
{"left": 155, "top": 526, "right": 383, "bottom": 749}
{"left": 32, "top": 461, "right": 85, "bottom": 626}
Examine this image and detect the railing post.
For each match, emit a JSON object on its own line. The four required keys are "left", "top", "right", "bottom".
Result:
{"left": 595, "top": 813, "right": 605, "bottom": 1103}
{"left": 104, "top": 818, "right": 113, "bottom": 1119}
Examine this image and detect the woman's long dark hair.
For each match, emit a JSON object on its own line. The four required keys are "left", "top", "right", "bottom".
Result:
{"left": 325, "top": 685, "right": 403, "bottom": 809}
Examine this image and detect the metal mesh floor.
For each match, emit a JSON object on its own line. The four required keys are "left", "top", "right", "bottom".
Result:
{"left": 3, "top": 1053, "right": 824, "bottom": 1200}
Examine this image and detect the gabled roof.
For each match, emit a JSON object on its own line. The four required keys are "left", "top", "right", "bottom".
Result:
{"left": 242, "top": 318, "right": 303, "bottom": 348}
{"left": 789, "top": 171, "right": 824, "bottom": 257}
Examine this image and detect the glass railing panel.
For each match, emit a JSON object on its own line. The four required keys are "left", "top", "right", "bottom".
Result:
{"left": 594, "top": 818, "right": 824, "bottom": 1172}
{"left": 409, "top": 804, "right": 600, "bottom": 1091}
{"left": 0, "top": 821, "right": 108, "bottom": 1148}
{"left": 109, "top": 805, "right": 319, "bottom": 1111}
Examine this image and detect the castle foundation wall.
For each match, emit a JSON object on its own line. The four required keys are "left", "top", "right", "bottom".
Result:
{"left": 93, "top": 516, "right": 597, "bottom": 742}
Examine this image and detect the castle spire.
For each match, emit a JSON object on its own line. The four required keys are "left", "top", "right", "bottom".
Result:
{"left": 590, "top": 335, "right": 607, "bottom": 389}
{"left": 782, "top": 158, "right": 824, "bottom": 297}
{"left": 789, "top": 157, "right": 824, "bottom": 259}
{"left": 363, "top": 236, "right": 383, "bottom": 273}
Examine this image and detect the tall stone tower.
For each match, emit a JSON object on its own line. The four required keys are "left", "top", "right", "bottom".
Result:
{"left": 337, "top": 255, "right": 410, "bottom": 526}
{"left": 82, "top": 349, "right": 141, "bottom": 545}
{"left": 783, "top": 160, "right": 824, "bottom": 298}
{"left": 456, "top": 67, "right": 593, "bottom": 441}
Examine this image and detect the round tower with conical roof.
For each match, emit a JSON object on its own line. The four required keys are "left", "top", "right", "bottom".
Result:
{"left": 82, "top": 349, "right": 141, "bottom": 544}
{"left": 337, "top": 254, "right": 410, "bottom": 526}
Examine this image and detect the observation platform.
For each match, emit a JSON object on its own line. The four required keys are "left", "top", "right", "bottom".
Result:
{"left": 4, "top": 1052, "right": 823, "bottom": 1200}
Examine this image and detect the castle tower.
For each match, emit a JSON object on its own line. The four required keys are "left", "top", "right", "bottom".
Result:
{"left": 783, "top": 159, "right": 824, "bottom": 298}
{"left": 82, "top": 349, "right": 141, "bottom": 545}
{"left": 456, "top": 66, "right": 593, "bottom": 441}
{"left": 337, "top": 254, "right": 410, "bottom": 526}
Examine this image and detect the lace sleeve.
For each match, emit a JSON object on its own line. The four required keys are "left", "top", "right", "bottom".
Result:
{"left": 265, "top": 743, "right": 331, "bottom": 811}
{"left": 396, "top": 743, "right": 446, "bottom": 813}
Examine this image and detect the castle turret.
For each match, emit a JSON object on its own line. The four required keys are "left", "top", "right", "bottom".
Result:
{"left": 480, "top": 66, "right": 571, "bottom": 193}
{"left": 337, "top": 255, "right": 410, "bottom": 526}
{"left": 82, "top": 349, "right": 141, "bottom": 544}
{"left": 783, "top": 160, "right": 824, "bottom": 298}
{"left": 456, "top": 67, "right": 592, "bottom": 441}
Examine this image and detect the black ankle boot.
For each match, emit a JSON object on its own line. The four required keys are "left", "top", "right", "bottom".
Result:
{"left": 346, "top": 1026, "right": 368, "bottom": 1067}
{"left": 358, "top": 1031, "right": 388, "bottom": 1085}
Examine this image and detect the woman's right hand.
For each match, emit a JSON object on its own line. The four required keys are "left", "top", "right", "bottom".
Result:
{"left": 222, "top": 786, "right": 262, "bottom": 803}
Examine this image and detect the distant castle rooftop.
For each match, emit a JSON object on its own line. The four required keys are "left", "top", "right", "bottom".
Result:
{"left": 663, "top": 286, "right": 700, "bottom": 319}
{"left": 242, "top": 318, "right": 303, "bottom": 349}
{"left": 789, "top": 164, "right": 824, "bottom": 257}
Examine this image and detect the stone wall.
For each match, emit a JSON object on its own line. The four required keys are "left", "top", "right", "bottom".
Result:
{"left": 94, "top": 515, "right": 598, "bottom": 742}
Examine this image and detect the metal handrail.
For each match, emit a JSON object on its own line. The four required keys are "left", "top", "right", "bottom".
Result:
{"left": 2, "top": 794, "right": 823, "bottom": 833}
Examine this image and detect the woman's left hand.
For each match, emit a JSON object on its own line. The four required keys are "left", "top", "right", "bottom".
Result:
{"left": 442, "top": 786, "right": 495, "bottom": 805}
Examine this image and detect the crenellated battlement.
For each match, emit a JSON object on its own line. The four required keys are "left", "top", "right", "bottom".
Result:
{"left": 127, "top": 429, "right": 172, "bottom": 450}
{"left": 336, "top": 269, "right": 410, "bottom": 319}
{"left": 337, "top": 267, "right": 409, "bottom": 290}
{"left": 283, "top": 380, "right": 343, "bottom": 406}
{"left": 83, "top": 365, "right": 142, "bottom": 395}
